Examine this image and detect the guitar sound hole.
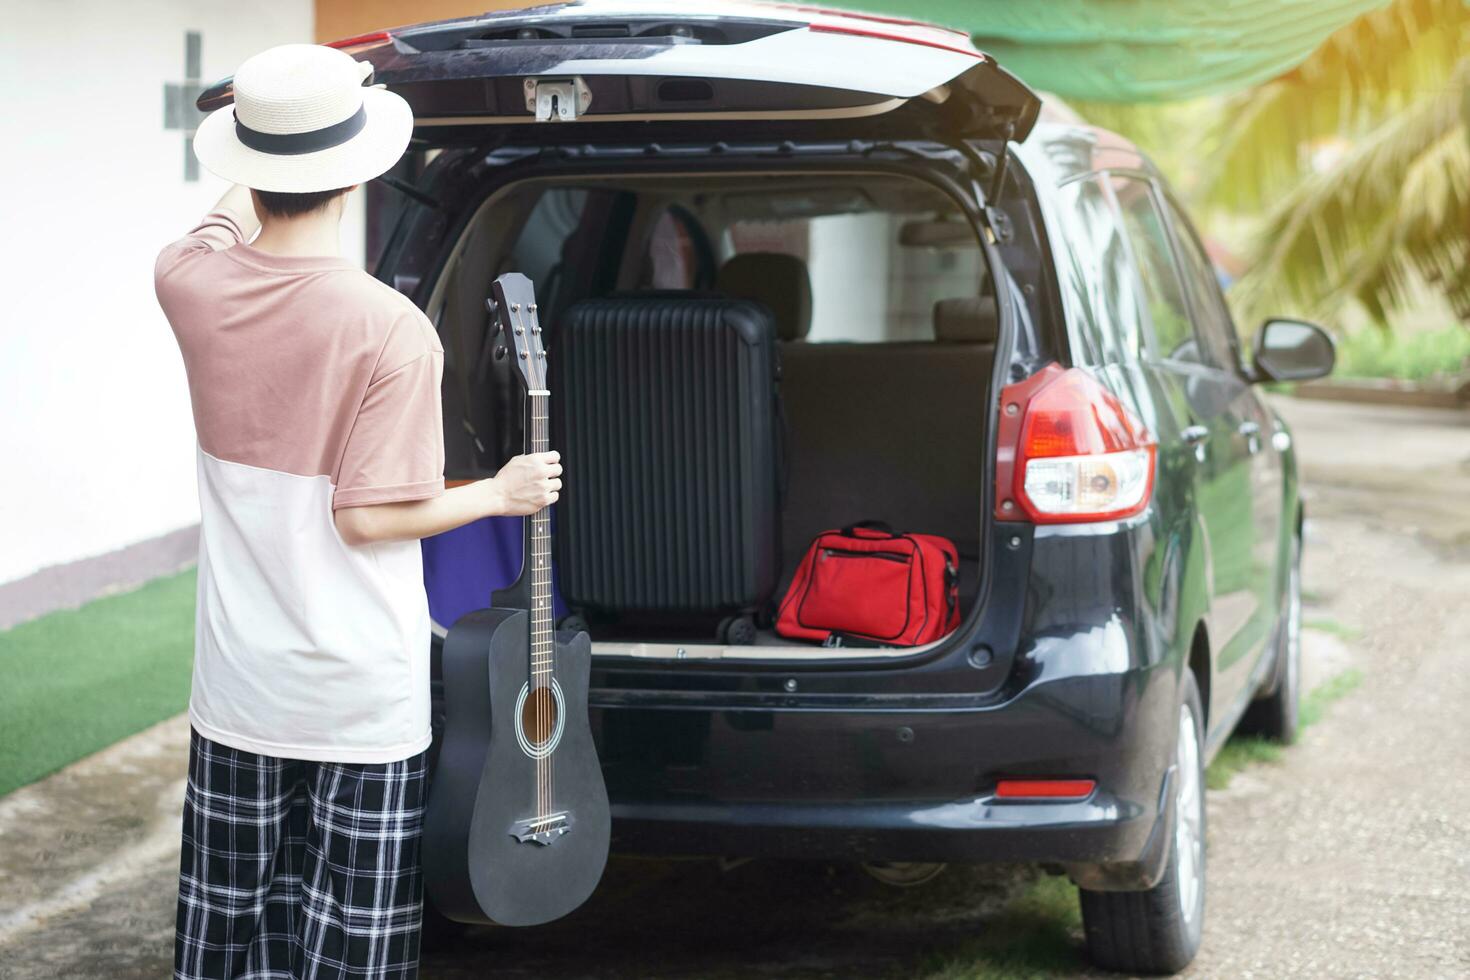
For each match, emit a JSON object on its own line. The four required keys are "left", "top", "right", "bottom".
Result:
{"left": 521, "top": 685, "right": 559, "bottom": 746}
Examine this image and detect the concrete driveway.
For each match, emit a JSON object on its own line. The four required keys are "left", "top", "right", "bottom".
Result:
{"left": 2, "top": 396, "right": 1467, "bottom": 978}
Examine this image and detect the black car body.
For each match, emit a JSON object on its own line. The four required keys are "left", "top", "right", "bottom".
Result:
{"left": 205, "top": 3, "right": 1333, "bottom": 972}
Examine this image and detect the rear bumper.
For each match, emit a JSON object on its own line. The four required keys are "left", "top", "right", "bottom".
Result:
{"left": 610, "top": 779, "right": 1169, "bottom": 869}
{"left": 589, "top": 624, "right": 1181, "bottom": 880}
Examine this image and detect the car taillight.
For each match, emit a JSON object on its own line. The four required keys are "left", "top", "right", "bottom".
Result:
{"left": 995, "top": 365, "right": 1156, "bottom": 524}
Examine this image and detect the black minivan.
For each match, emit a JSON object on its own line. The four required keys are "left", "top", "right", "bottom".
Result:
{"left": 207, "top": 3, "right": 1335, "bottom": 972}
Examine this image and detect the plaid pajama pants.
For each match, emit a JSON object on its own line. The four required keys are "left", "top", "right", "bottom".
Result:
{"left": 175, "top": 729, "right": 429, "bottom": 980}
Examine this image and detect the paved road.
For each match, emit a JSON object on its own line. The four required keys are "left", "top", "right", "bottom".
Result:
{"left": 1184, "top": 397, "right": 1470, "bottom": 978}
{"left": 1, "top": 396, "right": 1467, "bottom": 978}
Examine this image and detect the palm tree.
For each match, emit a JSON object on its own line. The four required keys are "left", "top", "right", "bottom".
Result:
{"left": 1205, "top": 0, "right": 1469, "bottom": 326}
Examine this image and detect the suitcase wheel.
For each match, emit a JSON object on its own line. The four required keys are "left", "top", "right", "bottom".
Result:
{"left": 718, "top": 614, "right": 758, "bottom": 646}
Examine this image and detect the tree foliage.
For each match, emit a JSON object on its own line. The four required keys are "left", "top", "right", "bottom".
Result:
{"left": 1206, "top": 0, "right": 1470, "bottom": 325}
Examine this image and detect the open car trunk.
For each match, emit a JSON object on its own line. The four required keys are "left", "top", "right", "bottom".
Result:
{"left": 196, "top": 0, "right": 1034, "bottom": 662}
{"left": 419, "top": 165, "right": 1001, "bottom": 661}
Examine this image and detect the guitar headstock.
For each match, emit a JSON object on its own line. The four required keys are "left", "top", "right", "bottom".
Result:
{"left": 489, "top": 273, "right": 546, "bottom": 391}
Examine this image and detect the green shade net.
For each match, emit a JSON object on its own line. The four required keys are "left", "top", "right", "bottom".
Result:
{"left": 840, "top": 0, "right": 1390, "bottom": 102}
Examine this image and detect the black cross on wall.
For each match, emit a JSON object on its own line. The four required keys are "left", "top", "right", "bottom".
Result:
{"left": 162, "top": 31, "right": 206, "bottom": 181}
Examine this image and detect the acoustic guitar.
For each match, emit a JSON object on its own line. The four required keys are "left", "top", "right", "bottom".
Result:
{"left": 424, "top": 272, "right": 610, "bottom": 926}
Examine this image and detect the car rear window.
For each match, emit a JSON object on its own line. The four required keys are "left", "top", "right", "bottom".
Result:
{"left": 723, "top": 210, "right": 987, "bottom": 343}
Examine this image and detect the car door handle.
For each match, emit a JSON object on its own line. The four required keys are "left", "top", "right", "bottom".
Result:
{"left": 1238, "top": 420, "right": 1261, "bottom": 454}
{"left": 1181, "top": 425, "right": 1209, "bottom": 446}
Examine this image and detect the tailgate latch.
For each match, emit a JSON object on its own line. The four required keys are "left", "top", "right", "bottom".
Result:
{"left": 523, "top": 77, "right": 592, "bottom": 122}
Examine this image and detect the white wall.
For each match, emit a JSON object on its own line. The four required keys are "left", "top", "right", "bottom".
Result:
{"left": 0, "top": 0, "right": 346, "bottom": 585}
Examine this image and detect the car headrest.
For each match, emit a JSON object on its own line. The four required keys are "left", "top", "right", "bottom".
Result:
{"left": 716, "top": 252, "right": 812, "bottom": 342}
{"left": 933, "top": 297, "right": 999, "bottom": 343}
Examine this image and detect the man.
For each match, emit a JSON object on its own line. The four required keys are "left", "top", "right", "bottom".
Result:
{"left": 155, "top": 44, "right": 560, "bottom": 979}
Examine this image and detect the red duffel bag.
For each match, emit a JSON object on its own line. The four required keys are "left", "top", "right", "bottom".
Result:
{"left": 775, "top": 521, "right": 960, "bottom": 647}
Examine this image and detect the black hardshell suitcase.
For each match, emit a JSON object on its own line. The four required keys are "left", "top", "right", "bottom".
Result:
{"left": 552, "top": 295, "right": 782, "bottom": 638}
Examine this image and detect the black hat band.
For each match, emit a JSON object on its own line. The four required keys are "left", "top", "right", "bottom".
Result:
{"left": 235, "top": 104, "right": 367, "bottom": 156}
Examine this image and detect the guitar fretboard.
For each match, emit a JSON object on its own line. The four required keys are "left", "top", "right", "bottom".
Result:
{"left": 528, "top": 391, "right": 554, "bottom": 678}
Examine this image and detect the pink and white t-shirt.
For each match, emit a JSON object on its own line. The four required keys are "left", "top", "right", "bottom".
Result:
{"left": 155, "top": 208, "right": 444, "bottom": 763}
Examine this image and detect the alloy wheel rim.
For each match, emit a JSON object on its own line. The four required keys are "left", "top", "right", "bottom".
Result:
{"left": 1174, "top": 701, "right": 1204, "bottom": 925}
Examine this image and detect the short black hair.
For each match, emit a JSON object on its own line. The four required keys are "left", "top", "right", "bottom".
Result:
{"left": 252, "top": 187, "right": 351, "bottom": 218}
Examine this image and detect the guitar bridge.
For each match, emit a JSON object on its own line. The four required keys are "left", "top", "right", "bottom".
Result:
{"left": 509, "top": 810, "right": 573, "bottom": 846}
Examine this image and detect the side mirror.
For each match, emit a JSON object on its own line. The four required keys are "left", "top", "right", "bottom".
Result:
{"left": 1251, "top": 318, "right": 1335, "bottom": 383}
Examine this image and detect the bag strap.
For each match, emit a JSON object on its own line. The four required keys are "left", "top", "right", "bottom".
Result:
{"left": 841, "top": 519, "right": 895, "bottom": 539}
{"left": 821, "top": 632, "right": 892, "bottom": 649}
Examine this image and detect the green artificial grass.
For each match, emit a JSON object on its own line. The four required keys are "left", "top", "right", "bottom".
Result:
{"left": 0, "top": 569, "right": 196, "bottom": 796}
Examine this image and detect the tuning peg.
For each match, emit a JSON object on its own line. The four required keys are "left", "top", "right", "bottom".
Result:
{"left": 494, "top": 345, "right": 508, "bottom": 361}
{"left": 485, "top": 297, "right": 498, "bottom": 315}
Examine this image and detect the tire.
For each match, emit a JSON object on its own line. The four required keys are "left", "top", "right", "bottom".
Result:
{"left": 418, "top": 898, "right": 467, "bottom": 953}
{"left": 1238, "top": 533, "right": 1302, "bottom": 744}
{"left": 1080, "top": 672, "right": 1206, "bottom": 975}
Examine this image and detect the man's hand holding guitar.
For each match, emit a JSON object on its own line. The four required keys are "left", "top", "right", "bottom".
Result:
{"left": 335, "top": 451, "right": 562, "bottom": 545}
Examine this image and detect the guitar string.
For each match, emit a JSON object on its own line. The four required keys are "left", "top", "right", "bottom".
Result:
{"left": 522, "top": 301, "right": 555, "bottom": 830}
{"left": 519, "top": 301, "right": 538, "bottom": 828}
{"left": 535, "top": 305, "right": 555, "bottom": 830}
{"left": 535, "top": 386, "right": 548, "bottom": 827}
{"left": 540, "top": 320, "right": 551, "bottom": 826}
{"left": 532, "top": 310, "right": 549, "bottom": 828}
{"left": 515, "top": 300, "right": 547, "bottom": 830}
{"left": 536, "top": 331, "right": 553, "bottom": 829}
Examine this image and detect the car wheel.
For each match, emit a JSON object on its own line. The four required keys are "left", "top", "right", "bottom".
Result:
{"left": 418, "top": 898, "right": 468, "bottom": 953}
{"left": 1238, "top": 532, "right": 1302, "bottom": 743}
{"left": 1079, "top": 672, "right": 1206, "bottom": 975}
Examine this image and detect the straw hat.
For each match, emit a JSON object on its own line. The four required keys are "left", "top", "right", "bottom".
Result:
{"left": 193, "top": 43, "right": 412, "bottom": 193}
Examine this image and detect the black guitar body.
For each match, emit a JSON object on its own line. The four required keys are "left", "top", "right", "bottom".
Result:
{"left": 423, "top": 272, "right": 610, "bottom": 927}
{"left": 424, "top": 607, "right": 609, "bottom": 926}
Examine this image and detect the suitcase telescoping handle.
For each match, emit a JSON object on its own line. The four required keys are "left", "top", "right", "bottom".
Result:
{"left": 841, "top": 520, "right": 896, "bottom": 539}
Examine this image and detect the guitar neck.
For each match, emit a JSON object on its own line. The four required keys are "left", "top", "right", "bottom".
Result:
{"left": 527, "top": 390, "right": 554, "bottom": 679}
